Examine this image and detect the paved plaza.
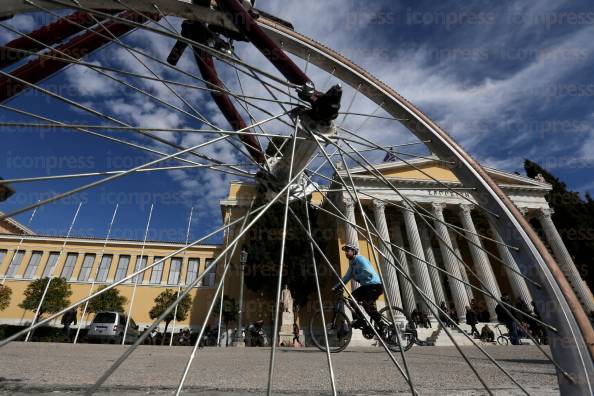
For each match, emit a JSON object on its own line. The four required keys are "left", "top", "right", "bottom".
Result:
{"left": 0, "top": 343, "right": 559, "bottom": 395}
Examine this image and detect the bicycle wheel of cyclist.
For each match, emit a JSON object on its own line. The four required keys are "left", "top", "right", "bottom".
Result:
{"left": 309, "top": 310, "right": 352, "bottom": 353}
{"left": 378, "top": 306, "right": 415, "bottom": 352}
{"left": 497, "top": 335, "right": 510, "bottom": 346}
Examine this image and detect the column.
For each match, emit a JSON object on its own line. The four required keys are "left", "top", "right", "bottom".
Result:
{"left": 389, "top": 221, "right": 417, "bottom": 315}
{"left": 458, "top": 204, "right": 501, "bottom": 320}
{"left": 450, "top": 231, "right": 475, "bottom": 301}
{"left": 401, "top": 202, "right": 436, "bottom": 318}
{"left": 419, "top": 224, "right": 446, "bottom": 306}
{"left": 487, "top": 218, "right": 533, "bottom": 306}
{"left": 342, "top": 197, "right": 360, "bottom": 290}
{"left": 538, "top": 207, "right": 594, "bottom": 313}
{"left": 372, "top": 200, "right": 405, "bottom": 319}
{"left": 431, "top": 203, "right": 469, "bottom": 321}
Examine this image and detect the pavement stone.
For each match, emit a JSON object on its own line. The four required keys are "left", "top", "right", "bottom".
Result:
{"left": 0, "top": 342, "right": 559, "bottom": 395}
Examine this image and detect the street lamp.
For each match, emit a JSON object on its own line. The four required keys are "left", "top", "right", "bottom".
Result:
{"left": 234, "top": 247, "right": 248, "bottom": 346}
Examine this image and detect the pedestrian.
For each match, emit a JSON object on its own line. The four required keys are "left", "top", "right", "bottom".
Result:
{"left": 149, "top": 327, "right": 160, "bottom": 345}
{"left": 292, "top": 322, "right": 303, "bottom": 347}
{"left": 61, "top": 307, "right": 77, "bottom": 341}
{"left": 465, "top": 306, "right": 479, "bottom": 337}
{"left": 439, "top": 301, "right": 450, "bottom": 327}
{"left": 448, "top": 304, "right": 459, "bottom": 325}
{"left": 496, "top": 294, "right": 520, "bottom": 345}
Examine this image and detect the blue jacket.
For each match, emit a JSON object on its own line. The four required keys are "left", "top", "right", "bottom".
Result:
{"left": 335, "top": 255, "right": 381, "bottom": 288}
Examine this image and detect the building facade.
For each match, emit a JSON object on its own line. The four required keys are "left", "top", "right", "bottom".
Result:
{"left": 0, "top": 158, "right": 592, "bottom": 334}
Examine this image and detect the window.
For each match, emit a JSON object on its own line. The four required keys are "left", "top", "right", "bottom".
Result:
{"left": 92, "top": 312, "right": 116, "bottom": 324}
{"left": 96, "top": 255, "right": 113, "bottom": 282}
{"left": 0, "top": 250, "right": 6, "bottom": 268}
{"left": 201, "top": 259, "right": 216, "bottom": 288}
{"left": 150, "top": 257, "right": 164, "bottom": 284}
{"left": 186, "top": 258, "right": 200, "bottom": 285}
{"left": 23, "top": 251, "right": 43, "bottom": 279}
{"left": 168, "top": 257, "right": 182, "bottom": 285}
{"left": 77, "top": 254, "right": 96, "bottom": 281}
{"left": 5, "top": 250, "right": 25, "bottom": 278}
{"left": 114, "top": 255, "right": 130, "bottom": 282}
{"left": 60, "top": 253, "right": 78, "bottom": 280}
{"left": 132, "top": 256, "right": 147, "bottom": 284}
{"left": 42, "top": 252, "right": 60, "bottom": 277}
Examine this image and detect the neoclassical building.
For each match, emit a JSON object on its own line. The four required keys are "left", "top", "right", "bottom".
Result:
{"left": 326, "top": 157, "right": 594, "bottom": 321}
{"left": 0, "top": 158, "right": 592, "bottom": 334}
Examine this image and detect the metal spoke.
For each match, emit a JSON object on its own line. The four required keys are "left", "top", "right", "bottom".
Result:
{"left": 314, "top": 133, "right": 417, "bottom": 392}
{"left": 302, "top": 188, "right": 337, "bottom": 396}
{"left": 122, "top": 203, "right": 154, "bottom": 345}
{"left": 337, "top": 112, "right": 409, "bottom": 122}
{"left": 320, "top": 135, "right": 537, "bottom": 288}
{"left": 0, "top": 15, "right": 267, "bottom": 174}
{"left": 338, "top": 126, "right": 499, "bottom": 217}
{"left": 0, "top": 121, "right": 305, "bottom": 140}
{"left": 25, "top": 202, "right": 82, "bottom": 342}
{"left": 0, "top": 164, "right": 256, "bottom": 185}
{"left": 1, "top": 45, "right": 298, "bottom": 106}
{"left": 330, "top": 138, "right": 550, "bottom": 325}
{"left": 0, "top": 206, "right": 39, "bottom": 285}
{"left": 73, "top": 203, "right": 119, "bottom": 344}
{"left": 39, "top": 0, "right": 300, "bottom": 90}
{"left": 169, "top": 206, "right": 194, "bottom": 347}
{"left": 287, "top": 206, "right": 417, "bottom": 392}
{"left": 0, "top": 199, "right": 269, "bottom": 348}
{"left": 86, "top": 140, "right": 318, "bottom": 394}
{"left": 0, "top": 104, "right": 253, "bottom": 179}
{"left": 266, "top": 118, "right": 299, "bottom": 396}
{"left": 295, "top": 172, "right": 544, "bottom": 393}
{"left": 175, "top": 200, "right": 254, "bottom": 395}
{"left": 0, "top": 111, "right": 288, "bottom": 222}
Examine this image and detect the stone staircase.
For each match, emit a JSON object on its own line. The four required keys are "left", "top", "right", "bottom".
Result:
{"left": 429, "top": 323, "right": 536, "bottom": 347}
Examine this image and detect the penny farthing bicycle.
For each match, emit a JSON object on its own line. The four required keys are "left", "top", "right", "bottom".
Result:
{"left": 0, "top": 1, "right": 593, "bottom": 395}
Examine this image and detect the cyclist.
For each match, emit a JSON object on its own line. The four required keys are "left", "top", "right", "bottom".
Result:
{"left": 332, "top": 243, "right": 385, "bottom": 331}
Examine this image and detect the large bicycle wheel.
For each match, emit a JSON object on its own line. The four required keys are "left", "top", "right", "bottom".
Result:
{"left": 309, "top": 310, "right": 352, "bottom": 353}
{"left": 378, "top": 306, "right": 414, "bottom": 352}
{"left": 1, "top": 1, "right": 593, "bottom": 395}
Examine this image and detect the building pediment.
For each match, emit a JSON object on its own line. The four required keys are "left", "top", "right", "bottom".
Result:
{"left": 340, "top": 157, "right": 551, "bottom": 191}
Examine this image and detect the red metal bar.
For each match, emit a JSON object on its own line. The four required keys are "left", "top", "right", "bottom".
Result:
{"left": 192, "top": 44, "right": 266, "bottom": 164}
{"left": 0, "top": 11, "right": 159, "bottom": 103}
{"left": 218, "top": 0, "right": 312, "bottom": 87}
{"left": 0, "top": 10, "right": 118, "bottom": 69}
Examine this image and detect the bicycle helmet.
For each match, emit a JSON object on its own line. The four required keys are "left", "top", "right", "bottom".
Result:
{"left": 341, "top": 243, "right": 359, "bottom": 254}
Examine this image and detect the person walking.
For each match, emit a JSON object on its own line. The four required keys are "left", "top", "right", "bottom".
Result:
{"left": 465, "top": 306, "right": 480, "bottom": 337}
{"left": 292, "top": 322, "right": 303, "bottom": 347}
{"left": 496, "top": 294, "right": 520, "bottom": 345}
{"left": 60, "top": 307, "right": 77, "bottom": 341}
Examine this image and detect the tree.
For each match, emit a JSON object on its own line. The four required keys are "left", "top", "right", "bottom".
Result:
{"left": 87, "top": 286, "right": 127, "bottom": 313}
{"left": 0, "top": 285, "right": 12, "bottom": 311}
{"left": 524, "top": 160, "right": 594, "bottom": 290}
{"left": 214, "top": 295, "right": 238, "bottom": 346}
{"left": 149, "top": 289, "right": 192, "bottom": 345}
{"left": 243, "top": 195, "right": 328, "bottom": 308}
{"left": 19, "top": 277, "right": 72, "bottom": 319}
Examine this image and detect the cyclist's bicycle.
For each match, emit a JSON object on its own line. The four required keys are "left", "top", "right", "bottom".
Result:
{"left": 309, "top": 291, "right": 415, "bottom": 353}
{"left": 495, "top": 324, "right": 510, "bottom": 345}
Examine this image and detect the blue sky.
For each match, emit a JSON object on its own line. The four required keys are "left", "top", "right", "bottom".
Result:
{"left": 1, "top": 0, "right": 593, "bottom": 242}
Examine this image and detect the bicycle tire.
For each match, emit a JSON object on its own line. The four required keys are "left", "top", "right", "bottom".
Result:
{"left": 497, "top": 336, "right": 509, "bottom": 346}
{"left": 378, "top": 306, "right": 415, "bottom": 352}
{"left": 309, "top": 310, "right": 352, "bottom": 353}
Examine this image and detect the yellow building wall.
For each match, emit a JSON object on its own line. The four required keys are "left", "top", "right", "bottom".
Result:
{"left": 359, "top": 163, "right": 460, "bottom": 182}
{"left": 0, "top": 236, "right": 222, "bottom": 330}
